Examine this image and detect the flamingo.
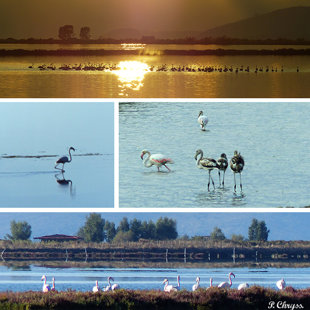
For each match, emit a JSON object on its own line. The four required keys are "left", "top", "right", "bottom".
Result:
{"left": 41, "top": 275, "right": 51, "bottom": 292}
{"left": 104, "top": 276, "right": 113, "bottom": 291}
{"left": 192, "top": 277, "right": 200, "bottom": 291}
{"left": 51, "top": 277, "right": 56, "bottom": 291}
{"left": 195, "top": 149, "right": 219, "bottom": 191}
{"left": 230, "top": 150, "right": 245, "bottom": 192}
{"left": 111, "top": 278, "right": 120, "bottom": 290}
{"left": 93, "top": 280, "right": 100, "bottom": 293}
{"left": 197, "top": 111, "right": 208, "bottom": 131}
{"left": 218, "top": 272, "right": 235, "bottom": 289}
{"left": 238, "top": 283, "right": 249, "bottom": 290}
{"left": 217, "top": 153, "right": 228, "bottom": 187}
{"left": 276, "top": 279, "right": 286, "bottom": 290}
{"left": 55, "top": 147, "right": 75, "bottom": 172}
{"left": 140, "top": 150, "right": 174, "bottom": 172}
{"left": 163, "top": 275, "right": 180, "bottom": 292}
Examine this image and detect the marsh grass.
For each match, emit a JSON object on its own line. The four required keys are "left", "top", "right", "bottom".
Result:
{"left": 0, "top": 287, "right": 309, "bottom": 310}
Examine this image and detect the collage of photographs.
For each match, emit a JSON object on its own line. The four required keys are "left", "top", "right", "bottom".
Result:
{"left": 0, "top": 1, "right": 310, "bottom": 309}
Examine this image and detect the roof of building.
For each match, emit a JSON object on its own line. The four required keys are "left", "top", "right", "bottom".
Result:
{"left": 34, "top": 234, "right": 82, "bottom": 240}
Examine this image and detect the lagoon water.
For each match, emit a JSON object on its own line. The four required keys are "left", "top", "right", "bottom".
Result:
{"left": 0, "top": 265, "right": 309, "bottom": 292}
{"left": 0, "top": 44, "right": 310, "bottom": 97}
{"left": 119, "top": 101, "right": 310, "bottom": 208}
{"left": 0, "top": 102, "right": 114, "bottom": 208}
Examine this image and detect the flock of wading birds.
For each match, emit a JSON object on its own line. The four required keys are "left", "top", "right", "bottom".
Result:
{"left": 140, "top": 111, "right": 245, "bottom": 192}
{"left": 40, "top": 273, "right": 287, "bottom": 293}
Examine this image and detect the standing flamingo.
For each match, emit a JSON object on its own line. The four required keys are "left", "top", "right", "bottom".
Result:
{"left": 163, "top": 275, "right": 180, "bottom": 292}
{"left": 41, "top": 275, "right": 51, "bottom": 292}
{"left": 55, "top": 147, "right": 75, "bottom": 172}
{"left": 230, "top": 150, "right": 245, "bottom": 192}
{"left": 197, "top": 111, "right": 208, "bottom": 131}
{"left": 92, "top": 280, "right": 100, "bottom": 293}
{"left": 111, "top": 278, "right": 120, "bottom": 290}
{"left": 140, "top": 150, "right": 174, "bottom": 172}
{"left": 276, "top": 279, "right": 286, "bottom": 290}
{"left": 51, "top": 277, "right": 56, "bottom": 291}
{"left": 217, "top": 153, "right": 228, "bottom": 187}
{"left": 218, "top": 272, "right": 235, "bottom": 288}
{"left": 195, "top": 149, "right": 219, "bottom": 191}
{"left": 104, "top": 276, "right": 113, "bottom": 291}
{"left": 192, "top": 277, "right": 200, "bottom": 291}
{"left": 206, "top": 278, "right": 214, "bottom": 290}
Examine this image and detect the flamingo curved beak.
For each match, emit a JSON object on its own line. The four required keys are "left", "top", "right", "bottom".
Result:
{"left": 140, "top": 153, "right": 144, "bottom": 160}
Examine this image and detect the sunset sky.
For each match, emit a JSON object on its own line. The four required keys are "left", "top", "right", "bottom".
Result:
{"left": 1, "top": 0, "right": 310, "bottom": 38}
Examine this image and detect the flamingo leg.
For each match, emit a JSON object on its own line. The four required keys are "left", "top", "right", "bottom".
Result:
{"left": 210, "top": 174, "right": 215, "bottom": 190}
{"left": 234, "top": 173, "right": 237, "bottom": 192}
{"left": 218, "top": 171, "right": 221, "bottom": 186}
{"left": 208, "top": 172, "right": 211, "bottom": 191}
{"left": 55, "top": 163, "right": 62, "bottom": 171}
{"left": 164, "top": 164, "right": 171, "bottom": 172}
{"left": 240, "top": 173, "right": 242, "bottom": 191}
{"left": 222, "top": 171, "right": 225, "bottom": 187}
{"left": 157, "top": 166, "right": 160, "bottom": 172}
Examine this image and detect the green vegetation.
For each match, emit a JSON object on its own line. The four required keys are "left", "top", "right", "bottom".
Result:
{"left": 210, "top": 227, "right": 226, "bottom": 241}
{"left": 248, "top": 219, "right": 270, "bottom": 241}
{"left": 0, "top": 287, "right": 309, "bottom": 310}
{"left": 77, "top": 214, "right": 178, "bottom": 243}
{"left": 5, "top": 221, "right": 31, "bottom": 241}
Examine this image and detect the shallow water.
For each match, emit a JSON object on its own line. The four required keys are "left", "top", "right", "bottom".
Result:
{"left": 0, "top": 102, "right": 114, "bottom": 208}
{"left": 0, "top": 265, "right": 308, "bottom": 292}
{"left": 0, "top": 54, "right": 309, "bottom": 97}
{"left": 119, "top": 101, "right": 310, "bottom": 208}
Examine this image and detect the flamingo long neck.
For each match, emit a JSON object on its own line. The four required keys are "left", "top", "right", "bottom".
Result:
{"left": 196, "top": 151, "right": 203, "bottom": 166}
{"left": 68, "top": 149, "right": 73, "bottom": 162}
{"left": 177, "top": 276, "right": 180, "bottom": 287}
{"left": 52, "top": 278, "right": 55, "bottom": 289}
{"left": 108, "top": 277, "right": 111, "bottom": 287}
{"left": 43, "top": 276, "right": 47, "bottom": 285}
{"left": 210, "top": 278, "right": 213, "bottom": 287}
{"left": 164, "top": 280, "right": 169, "bottom": 289}
{"left": 229, "top": 274, "right": 233, "bottom": 286}
{"left": 143, "top": 151, "right": 152, "bottom": 167}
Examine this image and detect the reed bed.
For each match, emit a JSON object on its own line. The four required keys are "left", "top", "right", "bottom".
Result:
{"left": 0, "top": 287, "right": 309, "bottom": 310}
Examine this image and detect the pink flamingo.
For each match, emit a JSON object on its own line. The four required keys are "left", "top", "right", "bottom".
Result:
{"left": 206, "top": 277, "right": 213, "bottom": 290}
{"left": 140, "top": 150, "right": 174, "bottom": 172}
{"left": 238, "top": 282, "right": 249, "bottom": 290}
{"left": 163, "top": 275, "right": 180, "bottom": 292}
{"left": 41, "top": 275, "right": 51, "bottom": 292}
{"left": 218, "top": 272, "right": 235, "bottom": 288}
{"left": 93, "top": 280, "right": 100, "bottom": 293}
{"left": 104, "top": 276, "right": 113, "bottom": 291}
{"left": 51, "top": 277, "right": 56, "bottom": 291}
{"left": 111, "top": 278, "right": 120, "bottom": 290}
{"left": 192, "top": 277, "right": 200, "bottom": 291}
{"left": 276, "top": 279, "right": 286, "bottom": 290}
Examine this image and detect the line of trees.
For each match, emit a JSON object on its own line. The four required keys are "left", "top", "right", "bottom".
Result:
{"left": 3, "top": 215, "right": 270, "bottom": 243}
{"left": 77, "top": 214, "right": 178, "bottom": 243}
{"left": 58, "top": 25, "right": 91, "bottom": 40}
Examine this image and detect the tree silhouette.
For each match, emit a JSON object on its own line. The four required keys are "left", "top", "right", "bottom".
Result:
{"left": 58, "top": 25, "right": 74, "bottom": 40}
{"left": 80, "top": 27, "right": 91, "bottom": 40}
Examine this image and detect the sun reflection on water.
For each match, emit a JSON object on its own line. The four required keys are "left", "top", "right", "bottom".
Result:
{"left": 112, "top": 61, "right": 150, "bottom": 96}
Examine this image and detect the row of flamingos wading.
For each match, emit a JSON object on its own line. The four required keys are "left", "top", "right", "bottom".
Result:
{"left": 41, "top": 273, "right": 286, "bottom": 293}
{"left": 140, "top": 111, "right": 245, "bottom": 192}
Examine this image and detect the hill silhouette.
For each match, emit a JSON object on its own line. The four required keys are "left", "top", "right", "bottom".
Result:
{"left": 201, "top": 6, "right": 310, "bottom": 40}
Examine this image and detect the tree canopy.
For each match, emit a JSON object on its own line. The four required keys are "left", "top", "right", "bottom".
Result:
{"left": 6, "top": 221, "right": 32, "bottom": 241}
{"left": 248, "top": 218, "right": 270, "bottom": 241}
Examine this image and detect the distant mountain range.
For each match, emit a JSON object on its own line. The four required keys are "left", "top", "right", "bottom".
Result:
{"left": 0, "top": 212, "right": 308, "bottom": 241}
{"left": 200, "top": 6, "right": 310, "bottom": 40}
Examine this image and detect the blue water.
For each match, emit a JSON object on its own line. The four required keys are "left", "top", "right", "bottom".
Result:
{"left": 0, "top": 265, "right": 308, "bottom": 292}
{"left": 119, "top": 101, "right": 310, "bottom": 208}
{"left": 0, "top": 102, "right": 114, "bottom": 208}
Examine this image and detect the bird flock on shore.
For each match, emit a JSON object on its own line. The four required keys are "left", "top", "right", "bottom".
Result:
{"left": 30, "top": 63, "right": 300, "bottom": 73}
{"left": 140, "top": 111, "right": 245, "bottom": 192}
{"left": 41, "top": 273, "right": 287, "bottom": 293}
